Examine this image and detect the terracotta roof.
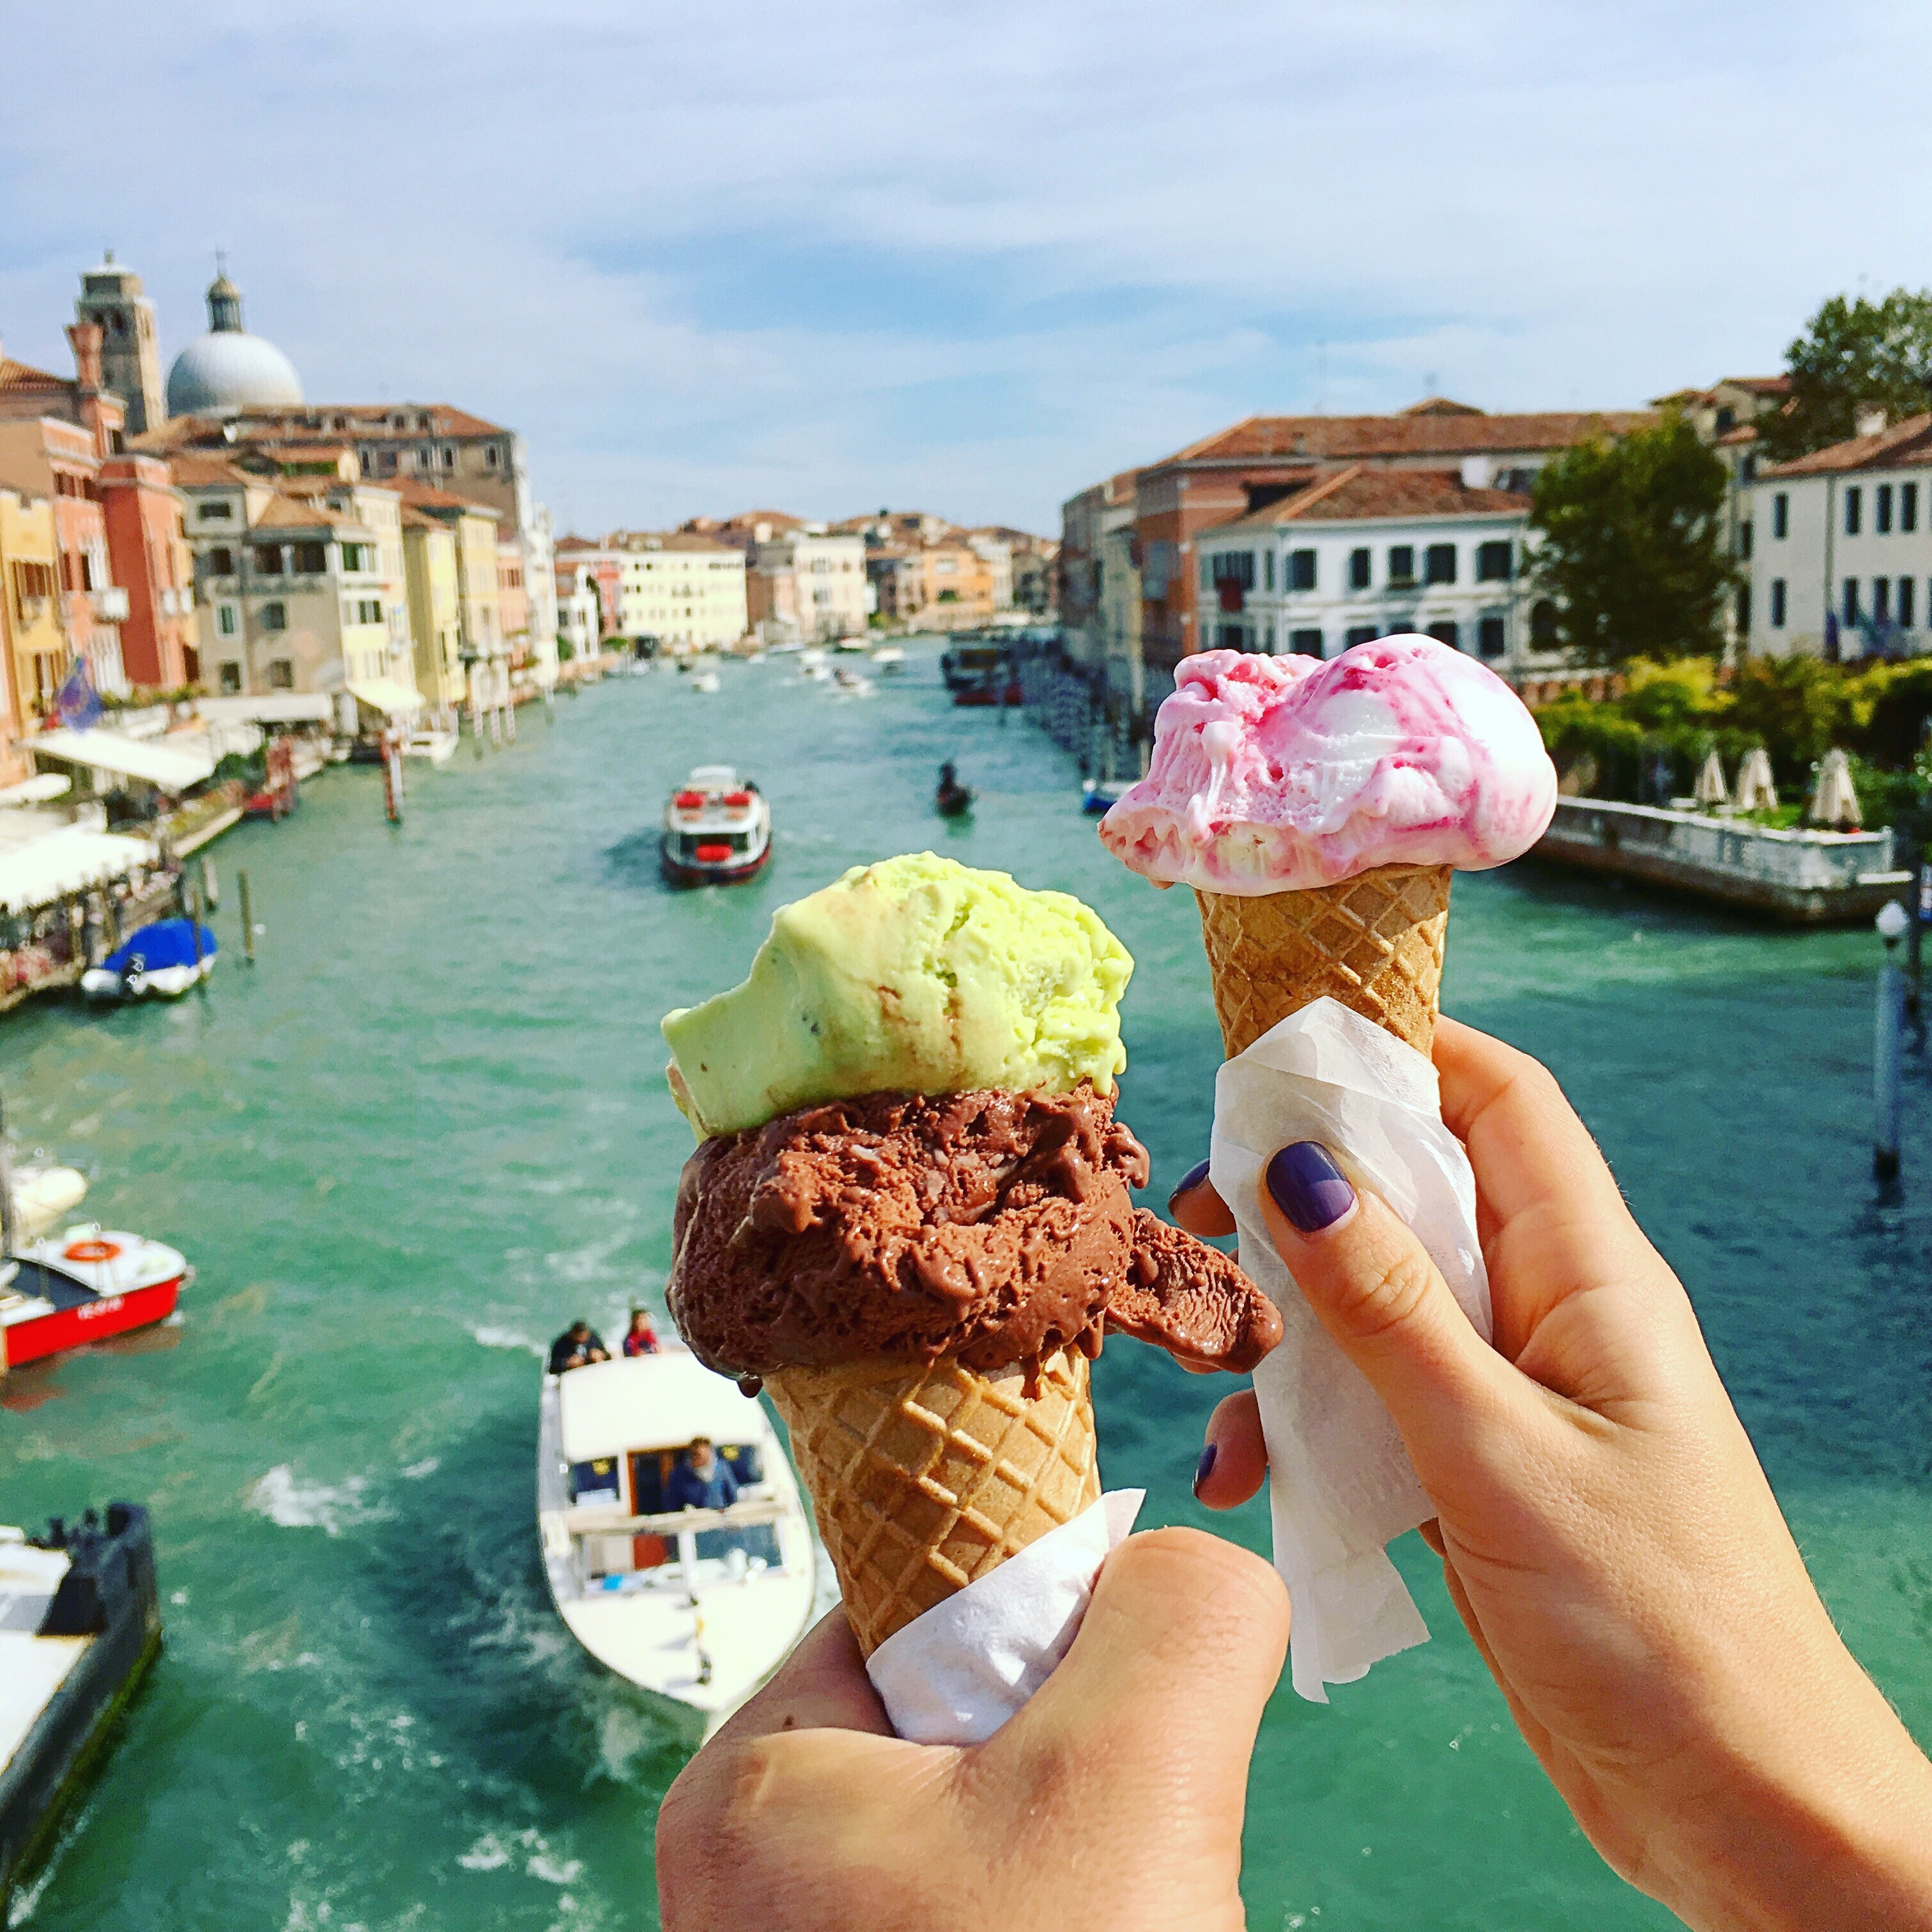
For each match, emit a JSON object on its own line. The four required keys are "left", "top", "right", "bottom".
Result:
{"left": 252, "top": 494, "right": 360, "bottom": 532}
{"left": 390, "top": 477, "right": 498, "bottom": 515}
{"left": 604, "top": 528, "right": 739, "bottom": 555}
{"left": 1400, "top": 396, "right": 1485, "bottom": 417}
{"left": 1722, "top": 374, "right": 1791, "bottom": 396}
{"left": 0, "top": 358, "right": 70, "bottom": 396}
{"left": 1762, "top": 413, "right": 1932, "bottom": 478}
{"left": 169, "top": 454, "right": 255, "bottom": 487}
{"left": 1152, "top": 408, "right": 1651, "bottom": 469}
{"left": 1202, "top": 466, "right": 1531, "bottom": 535}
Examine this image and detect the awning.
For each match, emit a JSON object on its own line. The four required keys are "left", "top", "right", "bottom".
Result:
{"left": 31, "top": 728, "right": 216, "bottom": 792}
{"left": 197, "top": 694, "right": 335, "bottom": 726}
{"left": 0, "top": 825, "right": 159, "bottom": 915}
{"left": 558, "top": 1351, "right": 765, "bottom": 1464}
{"left": 346, "top": 680, "right": 425, "bottom": 718}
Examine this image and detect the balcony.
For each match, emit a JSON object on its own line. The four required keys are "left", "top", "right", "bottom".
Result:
{"left": 91, "top": 586, "right": 131, "bottom": 622}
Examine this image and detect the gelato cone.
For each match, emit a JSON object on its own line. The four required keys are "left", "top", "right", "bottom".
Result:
{"left": 1195, "top": 861, "right": 1451, "bottom": 1059}
{"left": 764, "top": 1351, "right": 1100, "bottom": 1656}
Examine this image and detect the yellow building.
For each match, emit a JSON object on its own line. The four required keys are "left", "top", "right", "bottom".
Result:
{"left": 608, "top": 530, "right": 747, "bottom": 651}
{"left": 401, "top": 510, "right": 465, "bottom": 707}
{"left": 0, "top": 487, "right": 71, "bottom": 752}
{"left": 395, "top": 483, "right": 503, "bottom": 691}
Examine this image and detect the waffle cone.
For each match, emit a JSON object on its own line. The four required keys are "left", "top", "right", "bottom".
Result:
{"left": 1195, "top": 861, "right": 1452, "bottom": 1058}
{"left": 765, "top": 1349, "right": 1101, "bottom": 1656}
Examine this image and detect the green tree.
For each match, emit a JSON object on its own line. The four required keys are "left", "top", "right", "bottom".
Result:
{"left": 1758, "top": 288, "right": 1932, "bottom": 460}
{"left": 1527, "top": 415, "right": 1736, "bottom": 664}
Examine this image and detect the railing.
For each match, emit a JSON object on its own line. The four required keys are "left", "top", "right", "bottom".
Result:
{"left": 91, "top": 586, "right": 130, "bottom": 622}
{"left": 563, "top": 1496, "right": 787, "bottom": 1538}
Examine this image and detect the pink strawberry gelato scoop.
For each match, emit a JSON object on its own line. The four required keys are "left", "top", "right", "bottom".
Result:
{"left": 1098, "top": 635, "right": 1558, "bottom": 894}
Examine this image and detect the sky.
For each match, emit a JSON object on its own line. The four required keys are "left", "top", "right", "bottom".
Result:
{"left": 3, "top": 1, "right": 1931, "bottom": 536}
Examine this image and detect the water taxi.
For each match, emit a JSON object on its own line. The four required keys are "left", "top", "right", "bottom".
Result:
{"left": 0, "top": 1505, "right": 162, "bottom": 1916}
{"left": 660, "top": 767, "right": 771, "bottom": 887}
{"left": 1, "top": 1223, "right": 192, "bottom": 1372}
{"left": 797, "top": 650, "right": 831, "bottom": 682}
{"left": 942, "top": 642, "right": 1020, "bottom": 707}
{"left": 402, "top": 726, "right": 458, "bottom": 765}
{"left": 537, "top": 1350, "right": 816, "bottom": 1744}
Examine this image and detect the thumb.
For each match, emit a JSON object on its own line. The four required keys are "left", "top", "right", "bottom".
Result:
{"left": 976, "top": 1528, "right": 1286, "bottom": 1828}
{"left": 1257, "top": 1141, "right": 1515, "bottom": 1477}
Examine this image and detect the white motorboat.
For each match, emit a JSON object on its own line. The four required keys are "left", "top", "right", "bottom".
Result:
{"left": 832, "top": 635, "right": 870, "bottom": 654}
{"left": 871, "top": 646, "right": 905, "bottom": 673}
{"left": 797, "top": 649, "right": 831, "bottom": 682}
{"left": 689, "top": 671, "right": 721, "bottom": 694}
{"left": 538, "top": 1351, "right": 816, "bottom": 1744}
{"left": 402, "top": 727, "right": 457, "bottom": 765}
{"left": 661, "top": 765, "right": 772, "bottom": 886}
{"left": 832, "top": 669, "right": 875, "bottom": 697}
{"left": 11, "top": 1165, "right": 86, "bottom": 1240}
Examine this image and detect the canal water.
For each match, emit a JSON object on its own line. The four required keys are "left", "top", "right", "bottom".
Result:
{"left": 4, "top": 649, "right": 1928, "bottom": 1931}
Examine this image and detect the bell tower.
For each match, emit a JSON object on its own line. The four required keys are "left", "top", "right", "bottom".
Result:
{"left": 75, "top": 250, "right": 165, "bottom": 436}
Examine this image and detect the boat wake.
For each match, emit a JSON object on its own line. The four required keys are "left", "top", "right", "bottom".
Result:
{"left": 247, "top": 1464, "right": 394, "bottom": 1538}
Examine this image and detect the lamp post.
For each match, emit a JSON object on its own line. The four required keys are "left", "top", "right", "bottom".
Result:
{"left": 1874, "top": 900, "right": 1910, "bottom": 1180}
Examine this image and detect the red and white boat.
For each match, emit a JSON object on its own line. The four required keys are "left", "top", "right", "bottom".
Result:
{"left": 660, "top": 766, "right": 772, "bottom": 887}
{"left": 1, "top": 1225, "right": 192, "bottom": 1372}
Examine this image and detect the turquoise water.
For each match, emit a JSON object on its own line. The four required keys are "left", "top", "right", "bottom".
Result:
{"left": 3, "top": 652, "right": 1928, "bottom": 1931}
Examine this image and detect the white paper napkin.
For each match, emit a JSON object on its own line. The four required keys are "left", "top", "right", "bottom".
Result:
{"left": 1210, "top": 997, "right": 1491, "bottom": 1703}
{"left": 866, "top": 1490, "right": 1145, "bottom": 1744}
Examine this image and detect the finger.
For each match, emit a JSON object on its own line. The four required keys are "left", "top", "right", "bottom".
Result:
{"left": 977, "top": 1528, "right": 1287, "bottom": 1816}
{"left": 1195, "top": 1390, "right": 1268, "bottom": 1508}
{"left": 1417, "top": 1517, "right": 1445, "bottom": 1557}
{"left": 1167, "top": 1167, "right": 1236, "bottom": 1239}
{"left": 702, "top": 1607, "right": 893, "bottom": 1756}
{"left": 1256, "top": 1146, "right": 1521, "bottom": 1476}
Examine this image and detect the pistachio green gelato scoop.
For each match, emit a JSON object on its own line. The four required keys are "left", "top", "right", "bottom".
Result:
{"left": 661, "top": 852, "right": 1133, "bottom": 1135}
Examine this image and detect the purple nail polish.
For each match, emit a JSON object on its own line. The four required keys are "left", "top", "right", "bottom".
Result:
{"left": 1168, "top": 1156, "right": 1211, "bottom": 1214}
{"left": 1193, "top": 1442, "right": 1217, "bottom": 1495}
{"left": 1266, "top": 1141, "right": 1356, "bottom": 1234}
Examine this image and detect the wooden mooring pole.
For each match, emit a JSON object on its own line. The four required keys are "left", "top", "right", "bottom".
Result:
{"left": 238, "top": 869, "right": 257, "bottom": 965}
{"left": 1876, "top": 901, "right": 1909, "bottom": 1180}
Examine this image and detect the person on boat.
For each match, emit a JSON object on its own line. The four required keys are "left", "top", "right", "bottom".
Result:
{"left": 623, "top": 1308, "right": 661, "bottom": 1358}
{"left": 656, "top": 1016, "right": 1932, "bottom": 1931}
{"left": 664, "top": 1437, "right": 739, "bottom": 1513}
{"left": 547, "top": 1320, "right": 609, "bottom": 1375}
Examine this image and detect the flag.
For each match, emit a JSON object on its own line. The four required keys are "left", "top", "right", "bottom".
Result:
{"left": 55, "top": 658, "right": 103, "bottom": 730}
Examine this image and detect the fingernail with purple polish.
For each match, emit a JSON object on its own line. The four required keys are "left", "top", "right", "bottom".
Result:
{"left": 1168, "top": 1156, "right": 1211, "bottom": 1213}
{"left": 1193, "top": 1442, "right": 1217, "bottom": 1496}
{"left": 1266, "top": 1141, "right": 1356, "bottom": 1234}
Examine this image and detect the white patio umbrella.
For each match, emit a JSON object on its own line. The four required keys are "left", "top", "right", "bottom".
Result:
{"left": 1807, "top": 747, "right": 1862, "bottom": 829}
{"left": 1693, "top": 748, "right": 1729, "bottom": 809}
{"left": 1734, "top": 747, "right": 1778, "bottom": 812}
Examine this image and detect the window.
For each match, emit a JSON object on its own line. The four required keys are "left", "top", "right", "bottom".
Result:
{"left": 1427, "top": 620, "right": 1461, "bottom": 650}
{"left": 1289, "top": 628, "right": 1324, "bottom": 657}
{"left": 1530, "top": 599, "right": 1559, "bottom": 648}
{"left": 1208, "top": 551, "right": 1256, "bottom": 588}
{"left": 1843, "top": 578, "right": 1860, "bottom": 623}
{"left": 341, "top": 542, "right": 375, "bottom": 572}
{"left": 260, "top": 601, "right": 288, "bottom": 631}
{"left": 356, "top": 599, "right": 383, "bottom": 625}
{"left": 268, "top": 659, "right": 295, "bottom": 689}
{"left": 1425, "top": 544, "right": 1457, "bottom": 585}
{"left": 1478, "top": 616, "right": 1506, "bottom": 658}
{"left": 1845, "top": 487, "right": 1862, "bottom": 536}
{"left": 1345, "top": 624, "right": 1378, "bottom": 647}
{"left": 1349, "top": 547, "right": 1370, "bottom": 590}
{"left": 485, "top": 444, "right": 500, "bottom": 468}
{"left": 1738, "top": 523, "right": 1752, "bottom": 561}
{"left": 1770, "top": 578, "right": 1787, "bottom": 627}
{"left": 293, "top": 540, "right": 327, "bottom": 574}
{"left": 1902, "top": 577, "right": 1917, "bottom": 628}
{"left": 197, "top": 499, "right": 232, "bottom": 522}
{"left": 1874, "top": 578, "right": 1891, "bottom": 623}
{"left": 1388, "top": 545, "right": 1416, "bottom": 585}
{"left": 1905, "top": 484, "right": 1922, "bottom": 532}
{"left": 218, "top": 662, "right": 242, "bottom": 693}
{"left": 207, "top": 546, "right": 234, "bottom": 576}
{"left": 254, "top": 544, "right": 284, "bottom": 574}
{"left": 1878, "top": 484, "right": 1894, "bottom": 534}
{"left": 441, "top": 446, "right": 456, "bottom": 470}
{"left": 1772, "top": 493, "right": 1789, "bottom": 539}
{"left": 1264, "top": 549, "right": 1275, "bottom": 591}
{"left": 1288, "top": 549, "right": 1316, "bottom": 591}
{"left": 1736, "top": 585, "right": 1752, "bottom": 635}
{"left": 1475, "top": 540, "right": 1512, "bottom": 582}
{"left": 216, "top": 602, "right": 238, "bottom": 637}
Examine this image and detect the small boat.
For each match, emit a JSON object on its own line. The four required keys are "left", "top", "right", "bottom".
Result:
{"left": 832, "top": 669, "right": 874, "bottom": 697}
{"left": 871, "top": 647, "right": 905, "bottom": 674}
{"left": 538, "top": 1349, "right": 816, "bottom": 1744}
{"left": 0, "top": 1505, "right": 163, "bottom": 1916}
{"left": 797, "top": 650, "right": 831, "bottom": 682}
{"left": 1, "top": 1222, "right": 194, "bottom": 1371}
{"left": 1082, "top": 777, "right": 1128, "bottom": 816}
{"left": 832, "top": 636, "right": 870, "bottom": 654}
{"left": 402, "top": 727, "right": 458, "bottom": 764}
{"left": 661, "top": 766, "right": 772, "bottom": 887}
{"left": 79, "top": 920, "right": 217, "bottom": 1001}
{"left": 935, "top": 761, "right": 973, "bottom": 817}
{"left": 689, "top": 671, "right": 721, "bottom": 695}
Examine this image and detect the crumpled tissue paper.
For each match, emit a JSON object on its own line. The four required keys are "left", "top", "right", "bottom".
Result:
{"left": 1211, "top": 997, "right": 1491, "bottom": 1703}
{"left": 866, "top": 1490, "right": 1144, "bottom": 1745}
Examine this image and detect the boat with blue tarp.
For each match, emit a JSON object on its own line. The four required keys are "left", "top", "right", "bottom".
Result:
{"left": 79, "top": 919, "right": 217, "bottom": 1000}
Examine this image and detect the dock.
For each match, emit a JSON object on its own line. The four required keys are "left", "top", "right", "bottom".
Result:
{"left": 1534, "top": 797, "right": 1912, "bottom": 923}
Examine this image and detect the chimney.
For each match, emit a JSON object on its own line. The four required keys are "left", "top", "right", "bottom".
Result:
{"left": 1855, "top": 404, "right": 1889, "bottom": 438}
{"left": 1460, "top": 454, "right": 1496, "bottom": 489}
{"left": 66, "top": 321, "right": 104, "bottom": 390}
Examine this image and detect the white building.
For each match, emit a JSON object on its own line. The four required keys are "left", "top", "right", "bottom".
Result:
{"left": 1194, "top": 464, "right": 1536, "bottom": 667}
{"left": 747, "top": 530, "right": 869, "bottom": 643}
{"left": 523, "top": 505, "right": 560, "bottom": 687}
{"left": 607, "top": 531, "right": 747, "bottom": 652}
{"left": 1749, "top": 411, "right": 1932, "bottom": 660}
{"left": 556, "top": 562, "right": 603, "bottom": 663}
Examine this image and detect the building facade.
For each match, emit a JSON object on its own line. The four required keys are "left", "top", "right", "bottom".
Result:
{"left": 747, "top": 530, "right": 868, "bottom": 641}
{"left": 0, "top": 487, "right": 68, "bottom": 739}
{"left": 401, "top": 510, "right": 466, "bottom": 708}
{"left": 594, "top": 532, "right": 747, "bottom": 650}
{"left": 1749, "top": 412, "right": 1932, "bottom": 661}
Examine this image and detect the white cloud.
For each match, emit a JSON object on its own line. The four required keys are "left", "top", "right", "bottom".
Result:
{"left": 3, "top": 1, "right": 1929, "bottom": 530}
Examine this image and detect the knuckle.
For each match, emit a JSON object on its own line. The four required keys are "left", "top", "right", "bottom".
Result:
{"left": 1330, "top": 1241, "right": 1437, "bottom": 1346}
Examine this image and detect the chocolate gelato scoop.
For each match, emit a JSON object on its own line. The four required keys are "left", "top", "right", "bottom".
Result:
{"left": 668, "top": 1084, "right": 1280, "bottom": 1390}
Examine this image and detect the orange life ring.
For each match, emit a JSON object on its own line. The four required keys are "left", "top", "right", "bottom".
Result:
{"left": 64, "top": 1239, "right": 122, "bottom": 1264}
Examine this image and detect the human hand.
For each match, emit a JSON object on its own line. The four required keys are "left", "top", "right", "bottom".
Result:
{"left": 657, "top": 1527, "right": 1287, "bottom": 1932}
{"left": 1174, "top": 1015, "right": 1932, "bottom": 1932}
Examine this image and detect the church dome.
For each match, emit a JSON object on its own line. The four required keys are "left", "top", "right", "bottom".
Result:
{"left": 165, "top": 266, "right": 303, "bottom": 418}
